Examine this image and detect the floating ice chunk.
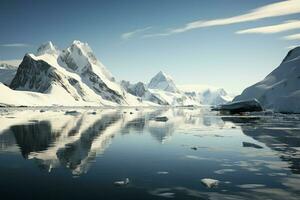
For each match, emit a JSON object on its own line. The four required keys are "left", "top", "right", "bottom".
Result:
{"left": 157, "top": 171, "right": 169, "bottom": 175}
{"left": 237, "top": 184, "right": 265, "bottom": 189}
{"left": 149, "top": 188, "right": 175, "bottom": 198}
{"left": 185, "top": 155, "right": 210, "bottom": 160}
{"left": 114, "top": 178, "right": 130, "bottom": 186}
{"left": 201, "top": 178, "right": 219, "bottom": 188}
{"left": 214, "top": 169, "right": 236, "bottom": 174}
{"left": 158, "top": 192, "right": 175, "bottom": 198}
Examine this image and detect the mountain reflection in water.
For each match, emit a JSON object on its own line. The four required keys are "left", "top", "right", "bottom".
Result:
{"left": 0, "top": 108, "right": 300, "bottom": 200}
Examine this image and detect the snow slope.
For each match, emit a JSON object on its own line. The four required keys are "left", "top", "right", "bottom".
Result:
{"left": 234, "top": 46, "right": 300, "bottom": 113}
{"left": 0, "top": 83, "right": 89, "bottom": 106}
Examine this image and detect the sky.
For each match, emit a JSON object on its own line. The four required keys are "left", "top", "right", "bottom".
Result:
{"left": 0, "top": 0, "right": 300, "bottom": 94}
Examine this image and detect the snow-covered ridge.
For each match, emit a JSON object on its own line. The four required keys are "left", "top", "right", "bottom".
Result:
{"left": 234, "top": 46, "right": 300, "bottom": 113}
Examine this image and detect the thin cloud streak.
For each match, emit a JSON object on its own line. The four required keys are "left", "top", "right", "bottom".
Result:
{"left": 237, "top": 20, "right": 300, "bottom": 34}
{"left": 146, "top": 0, "right": 300, "bottom": 37}
{"left": 0, "top": 43, "right": 31, "bottom": 47}
{"left": 283, "top": 33, "right": 300, "bottom": 40}
{"left": 121, "top": 27, "right": 152, "bottom": 40}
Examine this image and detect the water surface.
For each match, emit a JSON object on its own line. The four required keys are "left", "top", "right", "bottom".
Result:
{"left": 0, "top": 107, "right": 300, "bottom": 200}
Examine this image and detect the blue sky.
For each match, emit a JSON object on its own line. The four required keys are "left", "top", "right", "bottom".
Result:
{"left": 1, "top": 0, "right": 300, "bottom": 93}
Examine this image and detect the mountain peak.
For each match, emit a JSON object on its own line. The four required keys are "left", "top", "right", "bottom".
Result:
{"left": 59, "top": 40, "right": 115, "bottom": 83}
{"left": 72, "top": 40, "right": 90, "bottom": 50}
{"left": 67, "top": 40, "right": 98, "bottom": 65}
{"left": 148, "top": 71, "right": 179, "bottom": 93}
{"left": 72, "top": 40, "right": 84, "bottom": 45}
{"left": 36, "top": 41, "right": 59, "bottom": 56}
{"left": 157, "top": 71, "right": 170, "bottom": 78}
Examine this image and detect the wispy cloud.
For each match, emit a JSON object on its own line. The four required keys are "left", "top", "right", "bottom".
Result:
{"left": 237, "top": 20, "right": 300, "bottom": 34}
{"left": 283, "top": 33, "right": 300, "bottom": 40}
{"left": 0, "top": 43, "right": 31, "bottom": 47}
{"left": 121, "top": 27, "right": 152, "bottom": 40}
{"left": 146, "top": 0, "right": 300, "bottom": 37}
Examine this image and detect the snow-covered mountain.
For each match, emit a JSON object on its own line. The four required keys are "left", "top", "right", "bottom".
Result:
{"left": 179, "top": 84, "right": 233, "bottom": 105}
{"left": 234, "top": 46, "right": 300, "bottom": 113}
{"left": 1, "top": 41, "right": 144, "bottom": 106}
{"left": 148, "top": 71, "right": 180, "bottom": 93}
{"left": 0, "top": 63, "right": 18, "bottom": 86}
{"left": 0, "top": 40, "right": 231, "bottom": 107}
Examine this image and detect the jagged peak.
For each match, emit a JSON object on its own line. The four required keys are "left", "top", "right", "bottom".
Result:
{"left": 66, "top": 40, "right": 97, "bottom": 64}
{"left": 59, "top": 40, "right": 114, "bottom": 81}
{"left": 72, "top": 40, "right": 90, "bottom": 49}
{"left": 36, "top": 41, "right": 59, "bottom": 56}
{"left": 70, "top": 40, "right": 93, "bottom": 53}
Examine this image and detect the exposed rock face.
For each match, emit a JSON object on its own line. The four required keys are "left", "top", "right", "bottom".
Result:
{"left": 234, "top": 46, "right": 300, "bottom": 113}
{"left": 10, "top": 54, "right": 82, "bottom": 101}
{"left": 11, "top": 54, "right": 53, "bottom": 92}
{"left": 121, "top": 80, "right": 169, "bottom": 105}
{"left": 212, "top": 99, "right": 263, "bottom": 114}
{"left": 121, "top": 81, "right": 147, "bottom": 97}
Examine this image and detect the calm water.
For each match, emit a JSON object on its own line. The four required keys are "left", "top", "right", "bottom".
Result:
{"left": 0, "top": 107, "right": 300, "bottom": 200}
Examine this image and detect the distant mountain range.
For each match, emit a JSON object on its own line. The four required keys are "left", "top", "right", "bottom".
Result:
{"left": 0, "top": 40, "right": 231, "bottom": 107}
